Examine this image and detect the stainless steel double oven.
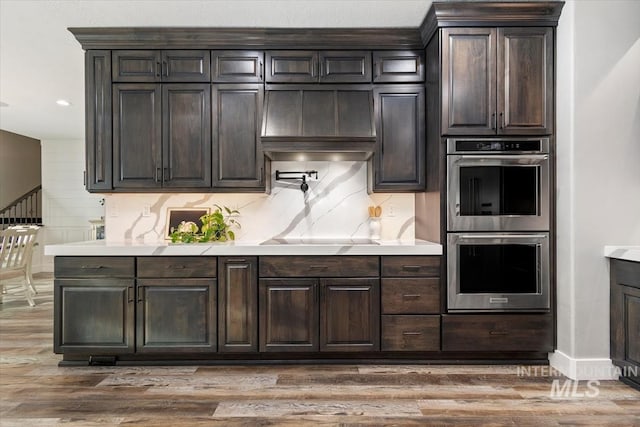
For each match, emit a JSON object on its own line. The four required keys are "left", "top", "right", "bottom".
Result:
{"left": 446, "top": 138, "right": 551, "bottom": 312}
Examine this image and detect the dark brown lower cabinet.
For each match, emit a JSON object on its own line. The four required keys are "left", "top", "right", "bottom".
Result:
{"left": 442, "top": 314, "right": 553, "bottom": 352}
{"left": 218, "top": 257, "right": 258, "bottom": 352}
{"left": 320, "top": 278, "right": 379, "bottom": 352}
{"left": 54, "top": 278, "right": 135, "bottom": 354}
{"left": 259, "top": 279, "right": 319, "bottom": 352}
{"left": 382, "top": 315, "right": 440, "bottom": 351}
{"left": 136, "top": 279, "right": 216, "bottom": 353}
{"left": 610, "top": 259, "right": 640, "bottom": 390}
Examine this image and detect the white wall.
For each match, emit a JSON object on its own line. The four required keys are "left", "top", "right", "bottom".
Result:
{"left": 551, "top": 0, "right": 640, "bottom": 379}
{"left": 39, "top": 139, "right": 104, "bottom": 271}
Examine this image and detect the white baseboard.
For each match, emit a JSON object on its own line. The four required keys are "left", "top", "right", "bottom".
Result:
{"left": 549, "top": 350, "right": 618, "bottom": 380}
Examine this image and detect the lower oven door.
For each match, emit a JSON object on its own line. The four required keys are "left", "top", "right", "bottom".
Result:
{"left": 447, "top": 232, "right": 550, "bottom": 311}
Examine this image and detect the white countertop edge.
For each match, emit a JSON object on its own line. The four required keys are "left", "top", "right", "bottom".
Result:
{"left": 604, "top": 246, "right": 640, "bottom": 263}
{"left": 45, "top": 239, "right": 443, "bottom": 257}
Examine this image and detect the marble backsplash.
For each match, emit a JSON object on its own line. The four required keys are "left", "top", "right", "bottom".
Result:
{"left": 104, "top": 161, "right": 415, "bottom": 243}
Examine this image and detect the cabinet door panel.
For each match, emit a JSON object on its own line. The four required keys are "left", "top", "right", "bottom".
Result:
{"left": 320, "top": 278, "right": 379, "bottom": 352}
{"left": 54, "top": 279, "right": 134, "bottom": 354}
{"left": 373, "top": 50, "right": 425, "bottom": 83}
{"left": 162, "top": 84, "right": 211, "bottom": 188}
{"left": 212, "top": 51, "right": 263, "bottom": 83}
{"left": 112, "top": 50, "right": 161, "bottom": 82}
{"left": 162, "top": 50, "right": 210, "bottom": 82}
{"left": 136, "top": 279, "right": 216, "bottom": 353}
{"left": 113, "top": 84, "right": 162, "bottom": 188}
{"left": 266, "top": 51, "right": 317, "bottom": 83}
{"left": 259, "top": 279, "right": 318, "bottom": 352}
{"left": 85, "top": 50, "right": 112, "bottom": 191}
{"left": 218, "top": 257, "right": 258, "bottom": 352}
{"left": 498, "top": 27, "right": 553, "bottom": 135}
{"left": 441, "top": 28, "right": 496, "bottom": 135}
{"left": 212, "top": 84, "right": 265, "bottom": 188}
{"left": 319, "top": 51, "right": 371, "bottom": 83}
{"left": 373, "top": 85, "right": 425, "bottom": 191}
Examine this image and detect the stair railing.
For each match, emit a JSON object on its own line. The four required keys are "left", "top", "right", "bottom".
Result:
{"left": 0, "top": 185, "right": 42, "bottom": 230}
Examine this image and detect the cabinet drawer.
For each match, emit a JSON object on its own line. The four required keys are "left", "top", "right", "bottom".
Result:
{"left": 382, "top": 278, "right": 440, "bottom": 314}
{"left": 612, "top": 259, "right": 640, "bottom": 289}
{"left": 382, "top": 315, "right": 440, "bottom": 351}
{"left": 442, "top": 314, "right": 553, "bottom": 352}
{"left": 55, "top": 257, "right": 134, "bottom": 278}
{"left": 381, "top": 256, "right": 440, "bottom": 277}
{"left": 137, "top": 257, "right": 217, "bottom": 278}
{"left": 259, "top": 256, "right": 379, "bottom": 278}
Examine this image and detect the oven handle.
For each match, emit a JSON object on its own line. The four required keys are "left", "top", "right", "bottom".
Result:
{"left": 457, "top": 234, "right": 548, "bottom": 240}
{"left": 456, "top": 154, "right": 548, "bottom": 161}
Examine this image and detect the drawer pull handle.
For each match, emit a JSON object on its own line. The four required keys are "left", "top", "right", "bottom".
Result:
{"left": 169, "top": 265, "right": 187, "bottom": 269}
{"left": 402, "top": 265, "right": 422, "bottom": 271}
{"left": 232, "top": 259, "right": 247, "bottom": 263}
{"left": 402, "top": 294, "right": 421, "bottom": 300}
{"left": 81, "top": 265, "right": 104, "bottom": 269}
{"left": 309, "top": 265, "right": 328, "bottom": 270}
{"left": 402, "top": 331, "right": 422, "bottom": 336}
{"left": 489, "top": 330, "right": 509, "bottom": 336}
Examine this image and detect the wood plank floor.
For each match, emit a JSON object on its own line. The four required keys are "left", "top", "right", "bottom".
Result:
{"left": 1, "top": 275, "right": 639, "bottom": 426}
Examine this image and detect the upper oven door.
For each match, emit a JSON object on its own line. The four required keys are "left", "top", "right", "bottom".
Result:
{"left": 447, "top": 152, "right": 549, "bottom": 231}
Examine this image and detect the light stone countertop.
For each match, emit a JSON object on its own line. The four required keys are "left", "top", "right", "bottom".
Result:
{"left": 45, "top": 239, "right": 443, "bottom": 257}
{"left": 604, "top": 246, "right": 640, "bottom": 263}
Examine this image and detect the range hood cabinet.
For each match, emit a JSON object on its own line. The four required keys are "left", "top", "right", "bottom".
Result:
{"left": 261, "top": 85, "right": 376, "bottom": 161}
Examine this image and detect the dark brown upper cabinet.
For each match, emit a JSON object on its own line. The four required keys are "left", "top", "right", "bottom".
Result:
{"left": 319, "top": 51, "right": 372, "bottom": 83}
{"left": 441, "top": 27, "right": 553, "bottom": 136}
{"left": 266, "top": 50, "right": 371, "bottom": 83}
{"left": 373, "top": 50, "right": 425, "bottom": 83}
{"left": 85, "top": 50, "right": 112, "bottom": 191}
{"left": 212, "top": 50, "right": 264, "bottom": 83}
{"left": 372, "top": 84, "right": 425, "bottom": 192}
{"left": 113, "top": 83, "right": 211, "bottom": 189}
{"left": 112, "top": 50, "right": 211, "bottom": 82}
{"left": 212, "top": 84, "right": 265, "bottom": 189}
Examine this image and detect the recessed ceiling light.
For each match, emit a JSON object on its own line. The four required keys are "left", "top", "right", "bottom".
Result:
{"left": 56, "top": 99, "right": 71, "bottom": 107}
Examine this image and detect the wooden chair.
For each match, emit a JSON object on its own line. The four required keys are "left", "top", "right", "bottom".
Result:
{"left": 0, "top": 226, "right": 40, "bottom": 307}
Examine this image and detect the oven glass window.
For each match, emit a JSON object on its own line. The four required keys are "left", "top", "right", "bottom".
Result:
{"left": 459, "top": 166, "right": 538, "bottom": 216}
{"left": 459, "top": 244, "right": 538, "bottom": 293}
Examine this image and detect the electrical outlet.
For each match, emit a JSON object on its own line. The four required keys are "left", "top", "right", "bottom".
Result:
{"left": 142, "top": 205, "right": 151, "bottom": 217}
{"left": 387, "top": 204, "right": 395, "bottom": 217}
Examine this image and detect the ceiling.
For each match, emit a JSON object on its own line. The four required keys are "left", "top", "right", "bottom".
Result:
{"left": 0, "top": 0, "right": 433, "bottom": 141}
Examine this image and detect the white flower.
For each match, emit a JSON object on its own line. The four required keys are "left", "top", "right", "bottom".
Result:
{"left": 177, "top": 221, "right": 198, "bottom": 233}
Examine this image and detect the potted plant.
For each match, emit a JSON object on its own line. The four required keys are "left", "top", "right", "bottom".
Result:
{"left": 169, "top": 205, "right": 240, "bottom": 243}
